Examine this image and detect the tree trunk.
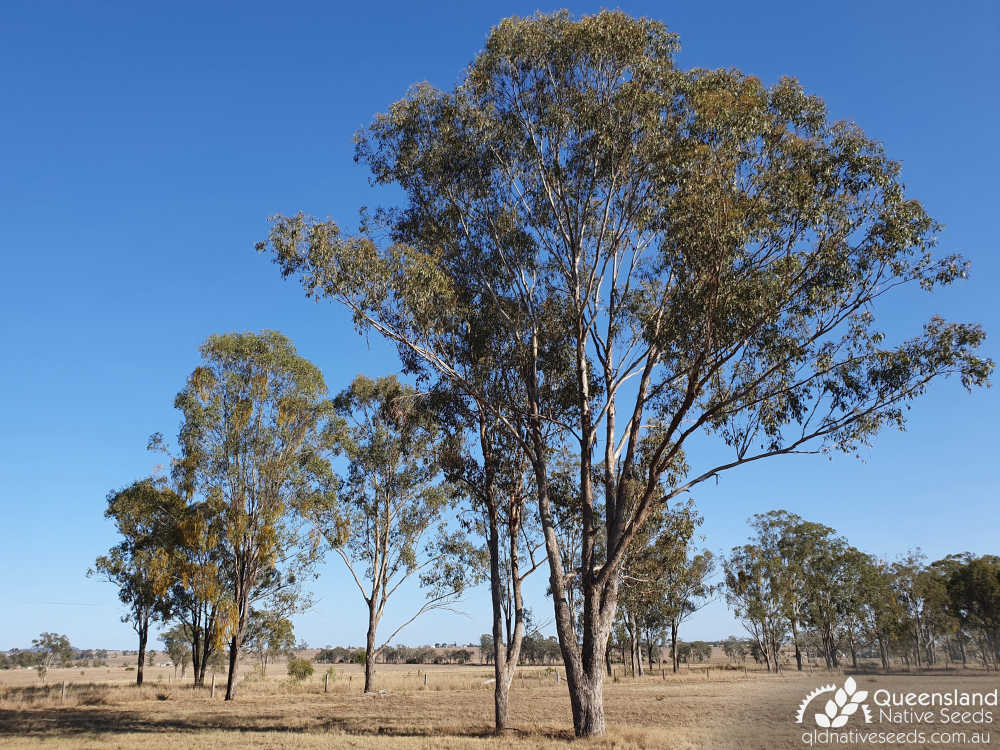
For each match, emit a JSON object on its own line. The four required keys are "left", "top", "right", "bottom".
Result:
{"left": 224, "top": 635, "right": 239, "bottom": 700}
{"left": 791, "top": 619, "right": 803, "bottom": 671}
{"left": 671, "top": 622, "right": 679, "bottom": 673}
{"left": 136, "top": 618, "right": 148, "bottom": 686}
{"left": 364, "top": 603, "right": 378, "bottom": 693}
{"left": 191, "top": 635, "right": 202, "bottom": 686}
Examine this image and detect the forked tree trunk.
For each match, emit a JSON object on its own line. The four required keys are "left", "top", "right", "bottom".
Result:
{"left": 485, "top": 474, "right": 529, "bottom": 734}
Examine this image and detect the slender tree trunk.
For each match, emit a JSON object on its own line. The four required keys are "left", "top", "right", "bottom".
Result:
{"left": 136, "top": 617, "right": 148, "bottom": 686}
{"left": 225, "top": 635, "right": 240, "bottom": 700}
{"left": 791, "top": 619, "right": 803, "bottom": 671}
{"left": 671, "top": 622, "right": 679, "bottom": 673}
{"left": 225, "top": 590, "right": 250, "bottom": 701}
{"left": 364, "top": 602, "right": 378, "bottom": 693}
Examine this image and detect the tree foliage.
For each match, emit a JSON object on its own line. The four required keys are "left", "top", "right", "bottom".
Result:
{"left": 173, "top": 330, "right": 335, "bottom": 699}
{"left": 259, "top": 8, "right": 990, "bottom": 737}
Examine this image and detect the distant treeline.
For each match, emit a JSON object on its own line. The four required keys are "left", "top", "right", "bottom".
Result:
{"left": 720, "top": 511, "right": 1000, "bottom": 673}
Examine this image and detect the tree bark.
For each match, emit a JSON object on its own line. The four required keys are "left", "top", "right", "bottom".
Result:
{"left": 364, "top": 603, "right": 379, "bottom": 693}
{"left": 136, "top": 617, "right": 148, "bottom": 686}
{"left": 224, "top": 635, "right": 239, "bottom": 700}
{"left": 791, "top": 619, "right": 803, "bottom": 671}
{"left": 671, "top": 621, "right": 679, "bottom": 673}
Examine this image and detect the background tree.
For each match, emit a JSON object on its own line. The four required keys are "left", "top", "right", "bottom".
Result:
{"left": 160, "top": 623, "right": 191, "bottom": 679}
{"left": 945, "top": 554, "right": 1000, "bottom": 670}
{"left": 723, "top": 544, "right": 787, "bottom": 672}
{"left": 90, "top": 478, "right": 183, "bottom": 685}
{"left": 173, "top": 330, "right": 334, "bottom": 700}
{"left": 244, "top": 609, "right": 295, "bottom": 677}
{"left": 315, "top": 374, "right": 470, "bottom": 693}
{"left": 439, "top": 396, "right": 549, "bottom": 732}
{"left": 261, "top": 10, "right": 991, "bottom": 736}
{"left": 30, "top": 633, "right": 71, "bottom": 682}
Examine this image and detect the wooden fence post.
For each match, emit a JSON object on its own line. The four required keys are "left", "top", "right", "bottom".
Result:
{"left": 61, "top": 681, "right": 66, "bottom": 702}
{"left": 210, "top": 672, "right": 215, "bottom": 698}
{"left": 324, "top": 672, "right": 329, "bottom": 693}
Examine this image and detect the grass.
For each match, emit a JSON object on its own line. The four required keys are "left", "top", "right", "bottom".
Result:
{"left": 1, "top": 663, "right": 998, "bottom": 748}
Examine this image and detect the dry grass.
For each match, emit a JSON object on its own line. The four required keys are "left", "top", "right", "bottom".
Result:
{"left": 1, "top": 664, "right": 997, "bottom": 748}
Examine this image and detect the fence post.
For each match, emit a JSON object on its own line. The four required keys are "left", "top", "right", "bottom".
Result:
{"left": 210, "top": 672, "right": 215, "bottom": 698}
{"left": 61, "top": 681, "right": 66, "bottom": 702}
{"left": 324, "top": 672, "right": 329, "bottom": 693}
{"left": 705, "top": 668, "right": 709, "bottom": 680}
{"left": 424, "top": 674, "right": 427, "bottom": 686}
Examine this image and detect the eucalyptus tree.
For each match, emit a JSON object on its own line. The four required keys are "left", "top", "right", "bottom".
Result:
{"left": 945, "top": 554, "right": 1000, "bottom": 669}
{"left": 90, "top": 478, "right": 184, "bottom": 685}
{"left": 260, "top": 10, "right": 991, "bottom": 736}
{"left": 162, "top": 497, "right": 228, "bottom": 687}
{"left": 890, "top": 551, "right": 935, "bottom": 669}
{"left": 174, "top": 331, "right": 335, "bottom": 700}
{"left": 29, "top": 633, "right": 72, "bottom": 682}
{"left": 616, "top": 500, "right": 710, "bottom": 675}
{"left": 159, "top": 623, "right": 191, "bottom": 679}
{"left": 723, "top": 544, "right": 787, "bottom": 671}
{"left": 439, "top": 405, "right": 547, "bottom": 732}
{"left": 855, "top": 556, "right": 900, "bottom": 671}
{"left": 244, "top": 609, "right": 295, "bottom": 677}
{"left": 317, "top": 374, "right": 470, "bottom": 694}
{"left": 749, "top": 510, "right": 836, "bottom": 671}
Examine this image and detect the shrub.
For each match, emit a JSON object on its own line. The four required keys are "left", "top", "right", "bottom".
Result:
{"left": 287, "top": 658, "right": 314, "bottom": 681}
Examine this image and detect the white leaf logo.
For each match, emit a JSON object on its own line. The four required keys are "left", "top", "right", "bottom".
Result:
{"left": 799, "top": 677, "right": 871, "bottom": 728}
{"left": 825, "top": 699, "right": 838, "bottom": 719}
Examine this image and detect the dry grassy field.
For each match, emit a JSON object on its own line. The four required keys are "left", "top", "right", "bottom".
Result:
{"left": 1, "top": 663, "right": 997, "bottom": 749}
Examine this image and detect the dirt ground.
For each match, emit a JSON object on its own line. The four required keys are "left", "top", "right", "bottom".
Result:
{"left": 1, "top": 663, "right": 997, "bottom": 748}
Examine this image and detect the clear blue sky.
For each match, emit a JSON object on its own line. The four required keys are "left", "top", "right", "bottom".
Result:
{"left": 1, "top": 1, "right": 997, "bottom": 651}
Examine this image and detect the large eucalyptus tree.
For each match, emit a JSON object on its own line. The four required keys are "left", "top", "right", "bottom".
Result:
{"left": 259, "top": 11, "right": 991, "bottom": 736}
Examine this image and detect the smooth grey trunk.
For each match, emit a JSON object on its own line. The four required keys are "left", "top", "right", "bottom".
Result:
{"left": 364, "top": 601, "right": 379, "bottom": 693}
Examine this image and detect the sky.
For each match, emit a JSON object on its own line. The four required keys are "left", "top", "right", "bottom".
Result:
{"left": 1, "top": 0, "right": 997, "bottom": 652}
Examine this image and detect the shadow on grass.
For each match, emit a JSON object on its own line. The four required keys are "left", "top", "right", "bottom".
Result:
{"left": 0, "top": 701, "right": 575, "bottom": 743}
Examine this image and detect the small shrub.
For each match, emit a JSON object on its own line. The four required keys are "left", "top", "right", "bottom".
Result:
{"left": 155, "top": 692, "right": 169, "bottom": 701}
{"left": 287, "top": 658, "right": 314, "bottom": 682}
